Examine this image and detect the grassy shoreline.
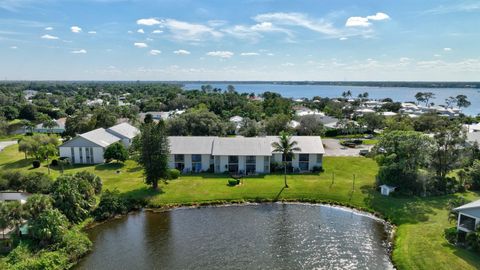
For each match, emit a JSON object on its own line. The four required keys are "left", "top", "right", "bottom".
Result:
{"left": 1, "top": 144, "right": 480, "bottom": 269}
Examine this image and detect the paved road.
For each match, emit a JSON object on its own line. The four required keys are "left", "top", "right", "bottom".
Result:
{"left": 0, "top": 141, "right": 17, "bottom": 152}
{"left": 322, "top": 139, "right": 374, "bottom": 157}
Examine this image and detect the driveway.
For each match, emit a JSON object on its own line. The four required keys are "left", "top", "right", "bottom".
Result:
{"left": 0, "top": 141, "right": 17, "bottom": 152}
{"left": 322, "top": 139, "right": 373, "bottom": 157}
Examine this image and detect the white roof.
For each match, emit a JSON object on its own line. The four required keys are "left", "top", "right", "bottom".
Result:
{"left": 268, "top": 136, "right": 325, "bottom": 154}
{"left": 80, "top": 128, "right": 121, "bottom": 147}
{"left": 229, "top": 116, "right": 244, "bottom": 123}
{"left": 454, "top": 199, "right": 480, "bottom": 211}
{"left": 212, "top": 137, "right": 273, "bottom": 156}
{"left": 379, "top": 184, "right": 396, "bottom": 190}
{"left": 107, "top": 123, "right": 139, "bottom": 139}
{"left": 169, "top": 136, "right": 215, "bottom": 155}
{"left": 467, "top": 132, "right": 480, "bottom": 144}
{"left": 381, "top": 112, "right": 397, "bottom": 116}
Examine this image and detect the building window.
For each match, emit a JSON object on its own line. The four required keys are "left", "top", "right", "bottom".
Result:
{"left": 316, "top": 154, "right": 322, "bottom": 164}
{"left": 228, "top": 156, "right": 239, "bottom": 173}
{"left": 192, "top": 154, "right": 202, "bottom": 172}
{"left": 86, "top": 147, "right": 91, "bottom": 163}
{"left": 264, "top": 156, "right": 270, "bottom": 172}
{"left": 215, "top": 156, "right": 220, "bottom": 172}
{"left": 71, "top": 148, "right": 75, "bottom": 163}
{"left": 459, "top": 214, "right": 476, "bottom": 231}
{"left": 246, "top": 156, "right": 256, "bottom": 174}
{"left": 174, "top": 154, "right": 185, "bottom": 171}
{"left": 79, "top": 147, "right": 83, "bottom": 163}
{"left": 299, "top": 154, "right": 309, "bottom": 171}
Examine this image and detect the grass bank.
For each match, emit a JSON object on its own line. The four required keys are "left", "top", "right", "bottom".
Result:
{"left": 1, "top": 144, "right": 479, "bottom": 269}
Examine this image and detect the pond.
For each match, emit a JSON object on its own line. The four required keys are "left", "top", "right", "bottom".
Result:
{"left": 76, "top": 203, "right": 394, "bottom": 270}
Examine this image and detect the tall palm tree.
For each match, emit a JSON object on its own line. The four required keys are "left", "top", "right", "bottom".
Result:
{"left": 271, "top": 132, "right": 300, "bottom": 188}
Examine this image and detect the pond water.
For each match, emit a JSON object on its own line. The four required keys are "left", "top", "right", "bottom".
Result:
{"left": 76, "top": 203, "right": 394, "bottom": 270}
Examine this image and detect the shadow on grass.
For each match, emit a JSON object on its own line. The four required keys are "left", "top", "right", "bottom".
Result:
{"left": 122, "top": 186, "right": 163, "bottom": 200}
{"left": 451, "top": 244, "right": 480, "bottom": 269}
{"left": 95, "top": 163, "right": 125, "bottom": 171}
{"left": 1, "top": 158, "right": 33, "bottom": 170}
{"left": 274, "top": 187, "right": 286, "bottom": 201}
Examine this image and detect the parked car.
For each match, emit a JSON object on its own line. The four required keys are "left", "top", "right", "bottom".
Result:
{"left": 359, "top": 149, "right": 370, "bottom": 156}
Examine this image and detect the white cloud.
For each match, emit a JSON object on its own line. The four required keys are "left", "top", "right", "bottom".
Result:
{"left": 281, "top": 62, "right": 295, "bottom": 67}
{"left": 345, "top": 17, "right": 371, "bottom": 27}
{"left": 44, "top": 26, "right": 53, "bottom": 31}
{"left": 134, "top": 42, "right": 148, "bottom": 48}
{"left": 10, "top": 46, "right": 17, "bottom": 49}
{"left": 444, "top": 47, "right": 452, "bottom": 51}
{"left": 346, "top": 12, "right": 390, "bottom": 27}
{"left": 434, "top": 54, "right": 441, "bottom": 57}
{"left": 127, "top": 30, "right": 134, "bottom": 34}
{"left": 160, "top": 19, "right": 223, "bottom": 41}
{"left": 240, "top": 52, "right": 259, "bottom": 56}
{"left": 174, "top": 49, "right": 191, "bottom": 55}
{"left": 71, "top": 49, "right": 87, "bottom": 54}
{"left": 206, "top": 51, "right": 233, "bottom": 58}
{"left": 254, "top": 12, "right": 339, "bottom": 36}
{"left": 267, "top": 53, "right": 274, "bottom": 56}
{"left": 88, "top": 31, "right": 97, "bottom": 34}
{"left": 339, "top": 37, "right": 348, "bottom": 41}
{"left": 152, "top": 29, "right": 163, "bottom": 34}
{"left": 222, "top": 22, "right": 292, "bottom": 41}
{"left": 149, "top": 49, "right": 161, "bottom": 55}
{"left": 137, "top": 28, "right": 145, "bottom": 34}
{"left": 41, "top": 34, "right": 59, "bottom": 40}
{"left": 366, "top": 12, "right": 390, "bottom": 21}
{"left": 71, "top": 26, "right": 82, "bottom": 33}
{"left": 137, "top": 18, "right": 161, "bottom": 26}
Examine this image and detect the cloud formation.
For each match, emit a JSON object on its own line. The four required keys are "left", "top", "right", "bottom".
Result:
{"left": 41, "top": 34, "right": 59, "bottom": 40}
{"left": 71, "top": 26, "right": 82, "bottom": 33}
{"left": 206, "top": 51, "right": 233, "bottom": 58}
{"left": 174, "top": 49, "right": 191, "bottom": 55}
{"left": 137, "top": 18, "right": 161, "bottom": 26}
{"left": 240, "top": 52, "right": 259, "bottom": 56}
{"left": 160, "top": 19, "right": 223, "bottom": 41}
{"left": 149, "top": 49, "right": 161, "bottom": 55}
{"left": 71, "top": 49, "right": 87, "bottom": 54}
{"left": 134, "top": 42, "right": 148, "bottom": 48}
{"left": 346, "top": 12, "right": 390, "bottom": 27}
{"left": 137, "top": 28, "right": 145, "bottom": 34}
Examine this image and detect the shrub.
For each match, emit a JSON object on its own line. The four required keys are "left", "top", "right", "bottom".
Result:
{"left": 59, "top": 229, "right": 92, "bottom": 261}
{"left": 32, "top": 160, "right": 41, "bottom": 169}
{"left": 312, "top": 166, "right": 324, "bottom": 173}
{"left": 29, "top": 208, "right": 69, "bottom": 247}
{"left": 50, "top": 159, "right": 58, "bottom": 166}
{"left": 24, "top": 172, "right": 52, "bottom": 194}
{"left": 93, "top": 189, "right": 128, "bottom": 221}
{"left": 1, "top": 171, "right": 25, "bottom": 191}
{"left": 444, "top": 227, "right": 458, "bottom": 244}
{"left": 228, "top": 179, "right": 240, "bottom": 186}
{"left": 74, "top": 171, "right": 102, "bottom": 195}
{"left": 0, "top": 177, "right": 9, "bottom": 190}
{"left": 168, "top": 169, "right": 180, "bottom": 180}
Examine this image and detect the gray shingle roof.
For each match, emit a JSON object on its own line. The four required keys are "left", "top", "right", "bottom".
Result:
{"left": 107, "top": 123, "right": 139, "bottom": 139}
{"left": 454, "top": 199, "right": 480, "bottom": 211}
{"left": 212, "top": 137, "right": 273, "bottom": 156}
{"left": 169, "top": 136, "right": 215, "bottom": 154}
{"left": 80, "top": 128, "right": 121, "bottom": 147}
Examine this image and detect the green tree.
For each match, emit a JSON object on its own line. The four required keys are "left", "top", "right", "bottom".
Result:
{"left": 104, "top": 142, "right": 128, "bottom": 163}
{"left": 456, "top": 95, "right": 471, "bottom": 109}
{"left": 42, "top": 119, "right": 57, "bottom": 133}
{"left": 271, "top": 132, "right": 300, "bottom": 188}
{"left": 29, "top": 208, "right": 69, "bottom": 247}
{"left": 265, "top": 114, "right": 291, "bottom": 135}
{"left": 295, "top": 115, "right": 325, "bottom": 136}
{"left": 239, "top": 118, "right": 260, "bottom": 137}
{"left": 38, "top": 143, "right": 57, "bottom": 174}
{"left": 134, "top": 121, "right": 170, "bottom": 190}
{"left": 23, "top": 194, "right": 53, "bottom": 220}
{"left": 359, "top": 113, "right": 385, "bottom": 132}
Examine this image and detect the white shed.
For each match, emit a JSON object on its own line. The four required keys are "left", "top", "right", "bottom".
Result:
{"left": 379, "top": 185, "right": 396, "bottom": 196}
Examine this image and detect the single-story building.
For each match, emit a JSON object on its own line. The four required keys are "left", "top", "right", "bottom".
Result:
{"left": 466, "top": 132, "right": 480, "bottom": 148}
{"left": 379, "top": 185, "right": 396, "bottom": 196}
{"left": 0, "top": 192, "right": 30, "bottom": 204}
{"left": 168, "top": 136, "right": 325, "bottom": 174}
{"left": 34, "top": 118, "right": 66, "bottom": 134}
{"left": 59, "top": 123, "right": 139, "bottom": 164}
{"left": 453, "top": 199, "right": 480, "bottom": 233}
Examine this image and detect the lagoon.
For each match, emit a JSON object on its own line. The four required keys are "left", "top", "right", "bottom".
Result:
{"left": 76, "top": 203, "right": 394, "bottom": 270}
{"left": 184, "top": 83, "right": 480, "bottom": 116}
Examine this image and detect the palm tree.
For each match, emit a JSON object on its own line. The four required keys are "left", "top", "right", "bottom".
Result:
{"left": 271, "top": 132, "right": 301, "bottom": 188}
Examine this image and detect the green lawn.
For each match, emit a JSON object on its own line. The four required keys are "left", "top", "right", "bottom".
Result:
{"left": 1, "top": 144, "right": 479, "bottom": 269}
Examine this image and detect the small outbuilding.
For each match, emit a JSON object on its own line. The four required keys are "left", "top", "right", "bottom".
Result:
{"left": 453, "top": 199, "right": 480, "bottom": 233}
{"left": 379, "top": 185, "right": 396, "bottom": 196}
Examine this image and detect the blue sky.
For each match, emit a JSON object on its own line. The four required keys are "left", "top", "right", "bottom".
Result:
{"left": 0, "top": 0, "right": 479, "bottom": 81}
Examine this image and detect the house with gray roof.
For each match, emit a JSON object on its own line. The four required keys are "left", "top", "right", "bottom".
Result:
{"left": 453, "top": 199, "right": 480, "bottom": 233}
{"left": 59, "top": 123, "right": 139, "bottom": 164}
{"left": 169, "top": 136, "right": 325, "bottom": 174}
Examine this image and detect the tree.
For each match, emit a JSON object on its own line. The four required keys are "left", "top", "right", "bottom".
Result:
{"left": 144, "top": 113, "right": 153, "bottom": 124}
{"left": 456, "top": 95, "right": 471, "bottom": 109}
{"left": 359, "top": 113, "right": 385, "bottom": 132}
{"left": 23, "top": 194, "right": 53, "bottom": 220}
{"left": 167, "top": 109, "right": 226, "bottom": 136}
{"left": 415, "top": 92, "right": 425, "bottom": 105}
{"left": 295, "top": 115, "right": 325, "bottom": 136}
{"left": 19, "top": 104, "right": 37, "bottom": 121}
{"left": 38, "top": 143, "right": 57, "bottom": 174}
{"left": 238, "top": 118, "right": 260, "bottom": 137}
{"left": 0, "top": 201, "right": 24, "bottom": 236}
{"left": 271, "top": 132, "right": 300, "bottom": 188}
{"left": 134, "top": 121, "right": 170, "bottom": 190}
{"left": 104, "top": 142, "right": 128, "bottom": 163}
{"left": 42, "top": 119, "right": 57, "bottom": 133}
{"left": 445, "top": 96, "right": 456, "bottom": 109}
{"left": 29, "top": 208, "right": 69, "bottom": 247}
{"left": 423, "top": 92, "right": 435, "bottom": 107}
{"left": 265, "top": 114, "right": 291, "bottom": 135}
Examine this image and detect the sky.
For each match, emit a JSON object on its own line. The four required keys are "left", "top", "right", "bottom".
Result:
{"left": 0, "top": 0, "right": 479, "bottom": 81}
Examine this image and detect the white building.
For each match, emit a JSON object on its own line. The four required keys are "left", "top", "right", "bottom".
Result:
{"left": 59, "top": 123, "right": 139, "bottom": 164}
{"left": 453, "top": 199, "right": 480, "bottom": 233}
{"left": 168, "top": 136, "right": 325, "bottom": 174}
{"left": 34, "top": 118, "right": 66, "bottom": 134}
{"left": 379, "top": 185, "right": 396, "bottom": 196}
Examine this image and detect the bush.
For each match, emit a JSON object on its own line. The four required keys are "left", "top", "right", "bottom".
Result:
{"left": 168, "top": 169, "right": 181, "bottom": 180}
{"left": 24, "top": 172, "right": 52, "bottom": 194}
{"left": 93, "top": 189, "right": 128, "bottom": 221}
{"left": 0, "top": 177, "right": 9, "bottom": 190}
{"left": 312, "top": 166, "right": 324, "bottom": 173}
{"left": 32, "top": 160, "right": 41, "bottom": 169}
{"left": 59, "top": 229, "right": 92, "bottom": 261}
{"left": 444, "top": 227, "right": 458, "bottom": 244}
{"left": 50, "top": 159, "right": 58, "bottom": 166}
{"left": 1, "top": 171, "right": 25, "bottom": 191}
{"left": 228, "top": 179, "right": 240, "bottom": 186}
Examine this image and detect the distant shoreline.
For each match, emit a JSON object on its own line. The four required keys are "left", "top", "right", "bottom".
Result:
{"left": 1, "top": 81, "right": 479, "bottom": 88}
